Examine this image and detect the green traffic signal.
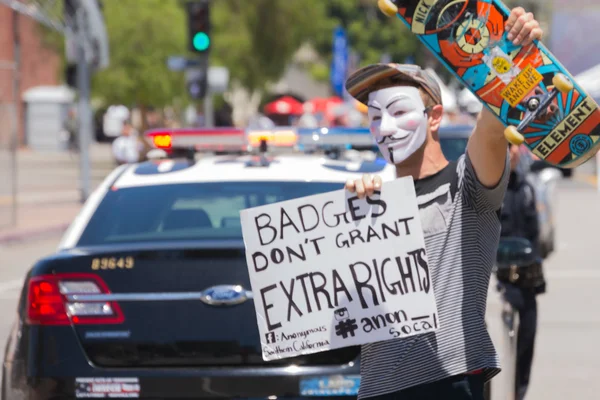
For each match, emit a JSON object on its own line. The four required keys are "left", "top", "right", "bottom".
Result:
{"left": 192, "top": 32, "right": 210, "bottom": 52}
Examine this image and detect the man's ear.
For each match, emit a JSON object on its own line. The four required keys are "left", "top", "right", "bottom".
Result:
{"left": 429, "top": 104, "right": 444, "bottom": 132}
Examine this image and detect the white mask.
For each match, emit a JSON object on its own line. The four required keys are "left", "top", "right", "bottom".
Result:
{"left": 367, "top": 86, "right": 429, "bottom": 165}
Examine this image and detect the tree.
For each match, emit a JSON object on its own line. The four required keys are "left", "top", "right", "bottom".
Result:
{"left": 89, "top": 0, "right": 331, "bottom": 121}
{"left": 308, "top": 0, "right": 423, "bottom": 82}
{"left": 91, "top": 0, "right": 188, "bottom": 116}
{"left": 209, "top": 0, "right": 329, "bottom": 92}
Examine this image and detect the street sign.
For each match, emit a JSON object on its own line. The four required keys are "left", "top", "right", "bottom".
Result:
{"left": 330, "top": 26, "right": 348, "bottom": 97}
{"left": 183, "top": 66, "right": 229, "bottom": 99}
{"left": 167, "top": 56, "right": 202, "bottom": 71}
{"left": 207, "top": 66, "right": 229, "bottom": 93}
{"left": 185, "top": 67, "right": 207, "bottom": 99}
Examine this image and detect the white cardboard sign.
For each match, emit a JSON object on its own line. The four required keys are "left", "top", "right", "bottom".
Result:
{"left": 240, "top": 177, "right": 439, "bottom": 361}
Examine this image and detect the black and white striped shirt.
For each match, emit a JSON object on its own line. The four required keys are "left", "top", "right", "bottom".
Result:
{"left": 358, "top": 151, "right": 509, "bottom": 399}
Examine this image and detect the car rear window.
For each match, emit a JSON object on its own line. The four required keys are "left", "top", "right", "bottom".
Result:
{"left": 76, "top": 181, "right": 342, "bottom": 246}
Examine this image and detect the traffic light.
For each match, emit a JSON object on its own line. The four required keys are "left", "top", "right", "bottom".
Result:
{"left": 186, "top": 0, "right": 211, "bottom": 54}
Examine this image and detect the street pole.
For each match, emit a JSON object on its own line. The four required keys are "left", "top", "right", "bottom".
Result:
{"left": 10, "top": 9, "right": 20, "bottom": 227}
{"left": 202, "top": 56, "right": 213, "bottom": 127}
{"left": 204, "top": 95, "right": 214, "bottom": 127}
{"left": 75, "top": 7, "right": 92, "bottom": 203}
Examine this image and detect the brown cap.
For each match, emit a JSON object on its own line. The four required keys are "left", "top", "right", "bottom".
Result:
{"left": 345, "top": 63, "right": 443, "bottom": 106}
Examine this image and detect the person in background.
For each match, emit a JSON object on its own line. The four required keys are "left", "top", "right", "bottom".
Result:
{"left": 215, "top": 102, "right": 234, "bottom": 127}
{"left": 103, "top": 105, "right": 130, "bottom": 139}
{"left": 111, "top": 119, "right": 144, "bottom": 165}
{"left": 62, "top": 106, "right": 78, "bottom": 151}
{"left": 499, "top": 143, "right": 546, "bottom": 400}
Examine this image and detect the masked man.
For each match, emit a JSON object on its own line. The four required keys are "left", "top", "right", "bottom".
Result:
{"left": 344, "top": 8, "right": 543, "bottom": 400}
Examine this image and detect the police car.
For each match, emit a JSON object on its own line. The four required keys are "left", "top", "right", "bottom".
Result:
{"left": 2, "top": 125, "right": 516, "bottom": 400}
{"left": 2, "top": 127, "right": 397, "bottom": 399}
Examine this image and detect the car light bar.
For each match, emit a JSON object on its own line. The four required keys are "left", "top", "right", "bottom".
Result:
{"left": 246, "top": 127, "right": 298, "bottom": 149}
{"left": 144, "top": 126, "right": 377, "bottom": 156}
{"left": 145, "top": 128, "right": 247, "bottom": 152}
{"left": 297, "top": 127, "right": 376, "bottom": 149}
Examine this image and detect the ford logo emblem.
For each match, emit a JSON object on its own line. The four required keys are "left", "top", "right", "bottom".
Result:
{"left": 200, "top": 285, "right": 253, "bottom": 306}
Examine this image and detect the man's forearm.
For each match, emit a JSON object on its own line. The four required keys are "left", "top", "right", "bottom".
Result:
{"left": 466, "top": 108, "right": 508, "bottom": 188}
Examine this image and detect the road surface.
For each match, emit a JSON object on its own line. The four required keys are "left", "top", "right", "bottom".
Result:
{"left": 0, "top": 177, "right": 599, "bottom": 399}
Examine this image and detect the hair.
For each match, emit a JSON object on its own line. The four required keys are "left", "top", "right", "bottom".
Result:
{"left": 368, "top": 77, "right": 438, "bottom": 109}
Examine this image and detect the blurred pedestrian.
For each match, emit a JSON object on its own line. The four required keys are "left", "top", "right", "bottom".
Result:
{"left": 499, "top": 143, "right": 547, "bottom": 400}
{"left": 111, "top": 119, "right": 144, "bottom": 165}
{"left": 103, "top": 105, "right": 130, "bottom": 139}
{"left": 62, "top": 106, "right": 78, "bottom": 152}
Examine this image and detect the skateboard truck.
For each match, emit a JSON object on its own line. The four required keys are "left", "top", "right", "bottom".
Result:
{"left": 504, "top": 73, "right": 574, "bottom": 145}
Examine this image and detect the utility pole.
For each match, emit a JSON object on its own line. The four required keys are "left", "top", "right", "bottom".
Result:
{"left": 75, "top": 5, "right": 92, "bottom": 202}
{"left": 10, "top": 9, "right": 20, "bottom": 226}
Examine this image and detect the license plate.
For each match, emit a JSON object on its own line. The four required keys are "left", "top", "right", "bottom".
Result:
{"left": 300, "top": 375, "right": 361, "bottom": 396}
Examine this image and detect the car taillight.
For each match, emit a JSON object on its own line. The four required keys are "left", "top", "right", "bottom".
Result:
{"left": 27, "top": 273, "right": 124, "bottom": 326}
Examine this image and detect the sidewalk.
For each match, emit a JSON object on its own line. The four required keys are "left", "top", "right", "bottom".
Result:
{"left": 0, "top": 143, "right": 115, "bottom": 244}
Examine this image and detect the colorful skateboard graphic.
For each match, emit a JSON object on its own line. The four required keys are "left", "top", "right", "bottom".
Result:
{"left": 377, "top": 0, "right": 600, "bottom": 168}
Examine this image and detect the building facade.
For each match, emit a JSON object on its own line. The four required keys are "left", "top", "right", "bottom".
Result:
{"left": 0, "top": 6, "right": 61, "bottom": 146}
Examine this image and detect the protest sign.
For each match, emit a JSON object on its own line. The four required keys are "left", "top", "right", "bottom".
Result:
{"left": 239, "top": 177, "right": 439, "bottom": 361}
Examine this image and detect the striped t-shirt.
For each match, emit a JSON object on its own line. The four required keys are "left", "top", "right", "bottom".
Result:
{"left": 358, "top": 150, "right": 509, "bottom": 399}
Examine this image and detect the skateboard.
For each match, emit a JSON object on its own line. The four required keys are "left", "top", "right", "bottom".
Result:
{"left": 377, "top": 0, "right": 600, "bottom": 168}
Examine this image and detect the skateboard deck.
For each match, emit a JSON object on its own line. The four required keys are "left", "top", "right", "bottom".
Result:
{"left": 377, "top": 0, "right": 600, "bottom": 168}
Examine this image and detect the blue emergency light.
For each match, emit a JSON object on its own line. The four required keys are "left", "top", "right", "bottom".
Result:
{"left": 296, "top": 127, "right": 377, "bottom": 152}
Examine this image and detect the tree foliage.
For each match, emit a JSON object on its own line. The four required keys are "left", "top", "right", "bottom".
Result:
{"left": 91, "top": 0, "right": 188, "bottom": 108}
{"left": 308, "top": 0, "right": 423, "bottom": 80}
{"left": 43, "top": 0, "right": 424, "bottom": 106}
{"left": 209, "top": 0, "right": 329, "bottom": 91}
{"left": 90, "top": 0, "right": 329, "bottom": 105}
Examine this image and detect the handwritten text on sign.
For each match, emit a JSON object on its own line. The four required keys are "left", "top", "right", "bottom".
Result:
{"left": 240, "top": 177, "right": 439, "bottom": 361}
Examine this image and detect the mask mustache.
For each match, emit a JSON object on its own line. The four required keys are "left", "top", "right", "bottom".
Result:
{"left": 377, "top": 136, "right": 391, "bottom": 145}
{"left": 377, "top": 132, "right": 409, "bottom": 145}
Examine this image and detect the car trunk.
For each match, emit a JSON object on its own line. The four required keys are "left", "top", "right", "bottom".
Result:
{"left": 49, "top": 245, "right": 359, "bottom": 368}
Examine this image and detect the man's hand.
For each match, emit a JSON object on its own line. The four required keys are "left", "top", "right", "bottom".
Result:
{"left": 467, "top": 8, "right": 543, "bottom": 188}
{"left": 505, "top": 7, "right": 544, "bottom": 47}
{"left": 345, "top": 174, "right": 382, "bottom": 199}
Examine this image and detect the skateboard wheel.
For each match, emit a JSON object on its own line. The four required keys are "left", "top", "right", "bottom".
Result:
{"left": 552, "top": 73, "right": 573, "bottom": 94}
{"left": 378, "top": 0, "right": 398, "bottom": 17}
{"left": 504, "top": 126, "right": 524, "bottom": 145}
